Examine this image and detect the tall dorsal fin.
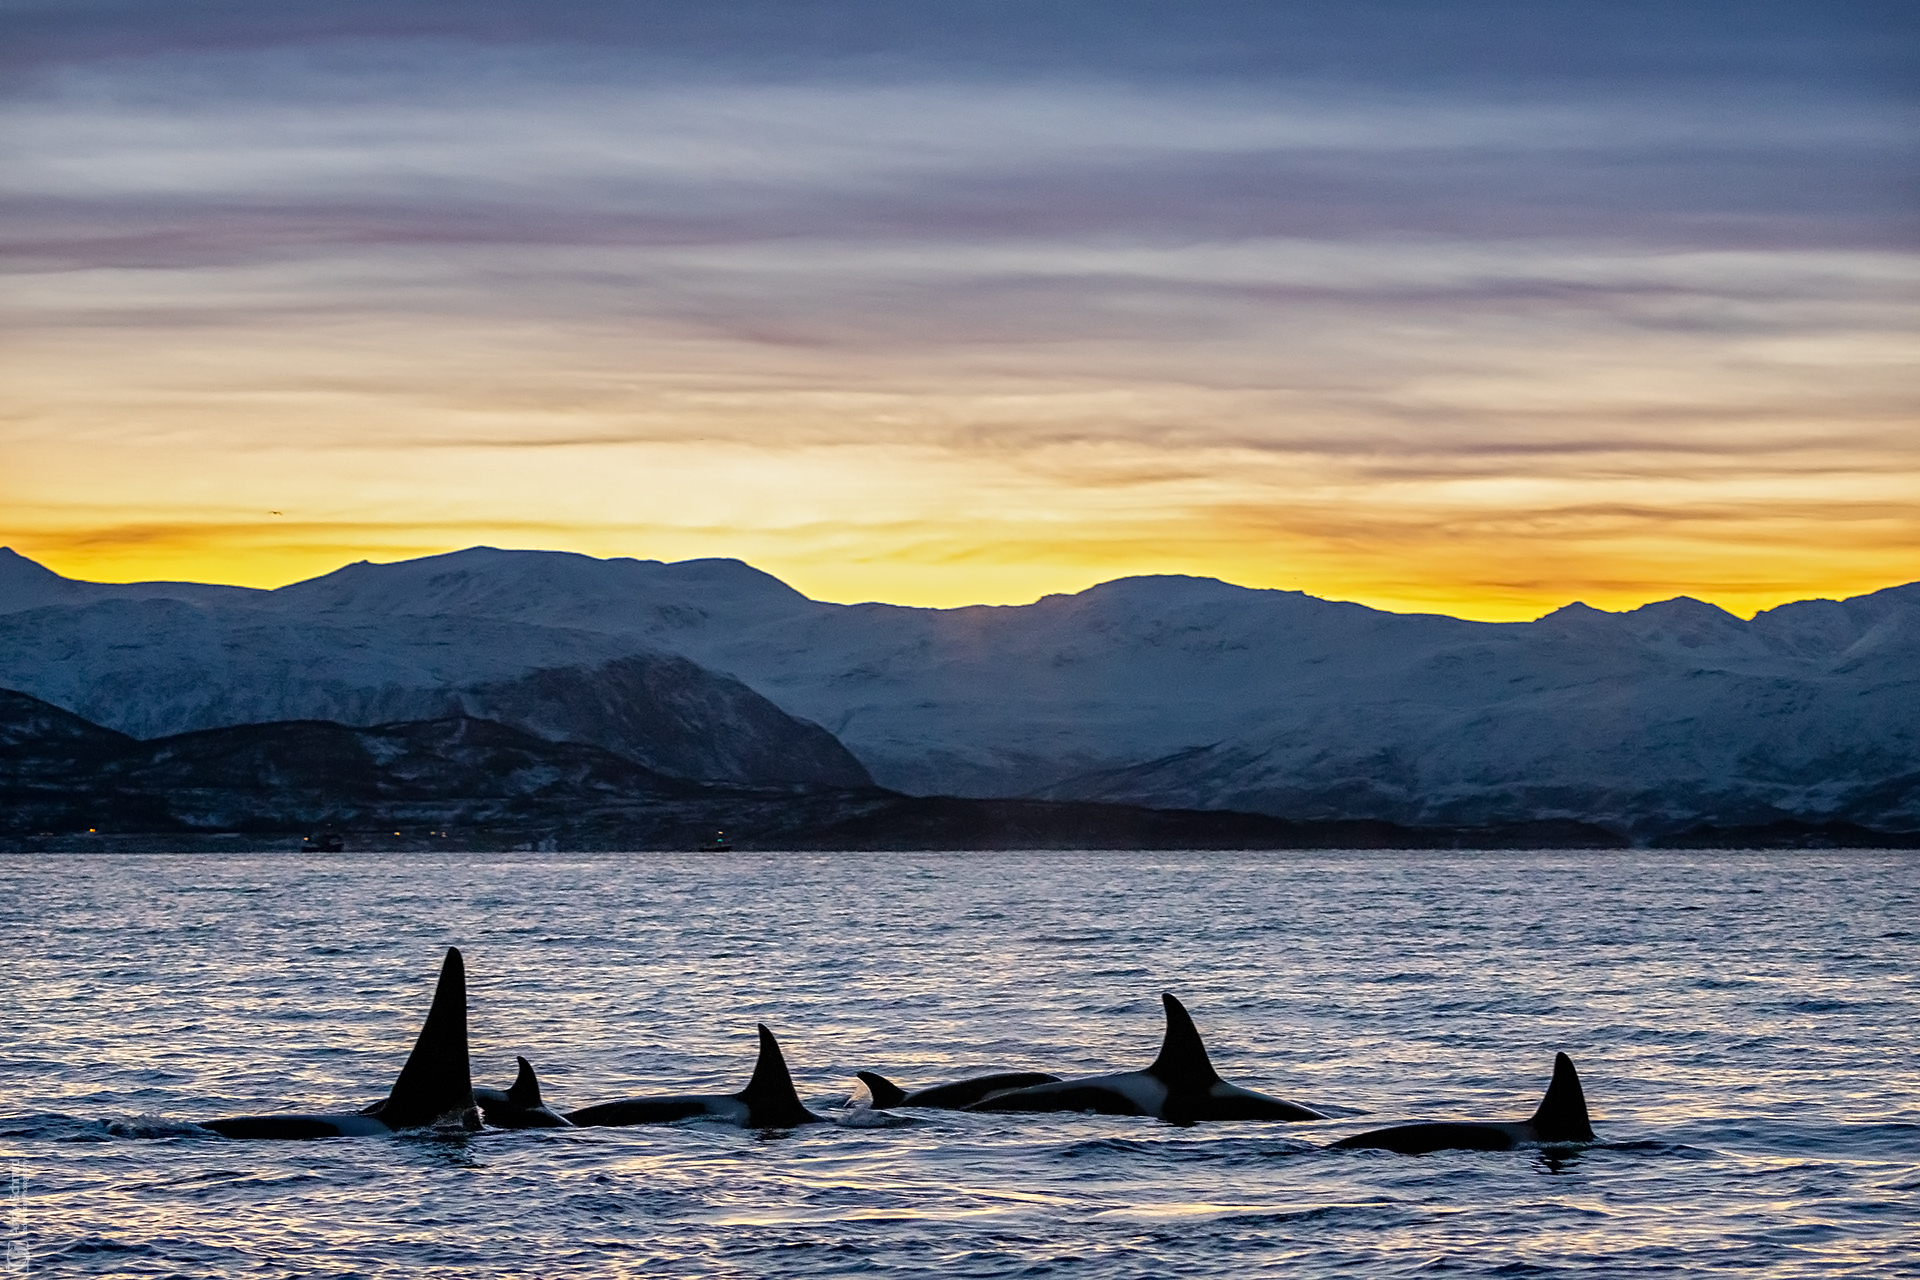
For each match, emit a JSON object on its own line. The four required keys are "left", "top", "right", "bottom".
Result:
{"left": 378, "top": 947, "right": 475, "bottom": 1129}
{"left": 733, "top": 1024, "right": 818, "bottom": 1127}
{"left": 1527, "top": 1052, "right": 1595, "bottom": 1142}
{"left": 856, "top": 1072, "right": 909, "bottom": 1108}
{"left": 1145, "top": 992, "right": 1220, "bottom": 1087}
{"left": 507, "top": 1055, "right": 544, "bottom": 1108}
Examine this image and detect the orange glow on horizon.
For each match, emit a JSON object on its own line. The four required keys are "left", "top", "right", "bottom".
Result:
{"left": 8, "top": 493, "right": 1913, "bottom": 623}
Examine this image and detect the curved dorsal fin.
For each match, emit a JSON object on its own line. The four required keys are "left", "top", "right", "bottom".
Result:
{"left": 734, "top": 1024, "right": 817, "bottom": 1126}
{"left": 1527, "top": 1052, "right": 1594, "bottom": 1142}
{"left": 1145, "top": 992, "right": 1220, "bottom": 1087}
{"left": 507, "top": 1055, "right": 544, "bottom": 1107}
{"left": 379, "top": 947, "right": 475, "bottom": 1128}
{"left": 856, "top": 1072, "right": 909, "bottom": 1108}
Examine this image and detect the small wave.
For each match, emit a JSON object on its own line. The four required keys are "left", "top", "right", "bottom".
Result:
{"left": 165, "top": 885, "right": 271, "bottom": 895}
{"left": 1218, "top": 1201, "right": 1398, "bottom": 1227}
{"left": 124, "top": 1168, "right": 328, "bottom": 1195}
{"left": 1037, "top": 1132, "right": 1320, "bottom": 1165}
{"left": 1777, "top": 998, "right": 1861, "bottom": 1012}
{"left": 0, "top": 1113, "right": 126, "bottom": 1142}
{"left": 1090, "top": 1200, "right": 1392, "bottom": 1227}
{"left": 1657, "top": 1120, "right": 1920, "bottom": 1159}
{"left": 1596, "top": 1138, "right": 1716, "bottom": 1158}
{"left": 1609, "top": 1025, "right": 1714, "bottom": 1043}
{"left": 1051, "top": 1136, "right": 1162, "bottom": 1161}
{"left": 50, "top": 1235, "right": 166, "bottom": 1258}
{"left": 106, "top": 1114, "right": 213, "bottom": 1140}
{"left": 45, "top": 1232, "right": 255, "bottom": 1269}
{"left": 560, "top": 1191, "right": 636, "bottom": 1218}
{"left": 834, "top": 1108, "right": 920, "bottom": 1129}
{"left": 1175, "top": 1138, "right": 1322, "bottom": 1166}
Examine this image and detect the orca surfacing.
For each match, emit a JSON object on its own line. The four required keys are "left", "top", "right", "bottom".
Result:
{"left": 965, "top": 993, "right": 1325, "bottom": 1124}
{"left": 855, "top": 1070, "right": 1062, "bottom": 1111}
{"left": 201, "top": 947, "right": 478, "bottom": 1140}
{"left": 565, "top": 1025, "right": 826, "bottom": 1128}
{"left": 1329, "top": 1052, "right": 1595, "bottom": 1153}
{"left": 475, "top": 1056, "right": 575, "bottom": 1129}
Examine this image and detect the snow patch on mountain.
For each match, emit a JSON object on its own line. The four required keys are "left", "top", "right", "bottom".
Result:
{"left": 0, "top": 580, "right": 867, "bottom": 786}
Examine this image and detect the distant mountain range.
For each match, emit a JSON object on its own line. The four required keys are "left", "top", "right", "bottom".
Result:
{"left": 3, "top": 546, "right": 1916, "bottom": 841}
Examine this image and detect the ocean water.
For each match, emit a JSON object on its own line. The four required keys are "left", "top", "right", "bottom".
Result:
{"left": 3, "top": 849, "right": 1917, "bottom": 1278}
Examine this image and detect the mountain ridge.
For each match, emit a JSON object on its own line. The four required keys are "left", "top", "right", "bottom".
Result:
{"left": 4, "top": 547, "right": 1915, "bottom": 838}
{"left": 0, "top": 568, "right": 871, "bottom": 788}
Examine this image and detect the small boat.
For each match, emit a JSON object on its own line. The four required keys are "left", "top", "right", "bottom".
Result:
{"left": 699, "top": 830, "right": 734, "bottom": 852}
{"left": 304, "top": 833, "right": 345, "bottom": 853}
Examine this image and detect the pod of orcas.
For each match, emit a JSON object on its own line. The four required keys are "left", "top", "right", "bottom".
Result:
{"left": 200, "top": 947, "right": 1596, "bottom": 1153}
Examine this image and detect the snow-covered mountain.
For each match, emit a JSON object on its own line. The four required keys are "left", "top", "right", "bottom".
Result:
{"left": 0, "top": 550, "right": 867, "bottom": 787}
{"left": 3, "top": 546, "right": 1915, "bottom": 836}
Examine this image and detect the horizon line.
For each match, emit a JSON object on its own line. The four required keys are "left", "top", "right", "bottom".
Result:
{"left": 4, "top": 543, "right": 1910, "bottom": 625}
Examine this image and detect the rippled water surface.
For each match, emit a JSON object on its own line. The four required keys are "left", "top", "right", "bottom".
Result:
{"left": 4, "top": 849, "right": 1918, "bottom": 1277}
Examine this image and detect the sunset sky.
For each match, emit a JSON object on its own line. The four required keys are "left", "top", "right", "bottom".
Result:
{"left": 3, "top": 1, "right": 1915, "bottom": 618}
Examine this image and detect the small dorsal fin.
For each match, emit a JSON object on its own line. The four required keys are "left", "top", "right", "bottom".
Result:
{"left": 856, "top": 1072, "right": 910, "bottom": 1108}
{"left": 1145, "top": 992, "right": 1220, "bottom": 1087}
{"left": 378, "top": 947, "right": 475, "bottom": 1129}
{"left": 507, "top": 1056, "right": 544, "bottom": 1108}
{"left": 1528, "top": 1052, "right": 1595, "bottom": 1142}
{"left": 733, "top": 1024, "right": 818, "bottom": 1127}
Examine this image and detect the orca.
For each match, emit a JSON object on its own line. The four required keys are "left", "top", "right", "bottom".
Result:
{"left": 474, "top": 1056, "right": 575, "bottom": 1129}
{"left": 964, "top": 993, "right": 1325, "bottom": 1124}
{"left": 565, "top": 1025, "right": 826, "bottom": 1128}
{"left": 854, "top": 1070, "right": 1062, "bottom": 1111}
{"left": 1329, "top": 1052, "right": 1595, "bottom": 1153}
{"left": 201, "top": 947, "right": 479, "bottom": 1140}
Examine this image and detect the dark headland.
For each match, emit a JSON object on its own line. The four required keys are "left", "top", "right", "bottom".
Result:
{"left": 4, "top": 690, "right": 1911, "bottom": 852}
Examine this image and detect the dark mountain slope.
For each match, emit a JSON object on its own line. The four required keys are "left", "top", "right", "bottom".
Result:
{"left": 0, "top": 689, "right": 1642, "bottom": 849}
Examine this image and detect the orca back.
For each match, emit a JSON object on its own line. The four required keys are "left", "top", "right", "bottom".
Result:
{"left": 564, "top": 1096, "right": 713, "bottom": 1127}
{"left": 374, "top": 947, "right": 476, "bottom": 1129}
{"left": 202, "top": 1114, "right": 382, "bottom": 1140}
{"left": 1329, "top": 1121, "right": 1521, "bottom": 1154}
{"left": 1527, "top": 1052, "right": 1594, "bottom": 1142}
{"left": 734, "top": 1025, "right": 821, "bottom": 1127}
{"left": 1146, "top": 993, "right": 1220, "bottom": 1089}
{"left": 856, "top": 1072, "right": 911, "bottom": 1108}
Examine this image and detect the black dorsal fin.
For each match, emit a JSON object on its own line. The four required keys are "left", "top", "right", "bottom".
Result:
{"left": 1145, "top": 993, "right": 1220, "bottom": 1087}
{"left": 1528, "top": 1052, "right": 1595, "bottom": 1142}
{"left": 856, "top": 1072, "right": 910, "bottom": 1108}
{"left": 734, "top": 1024, "right": 818, "bottom": 1126}
{"left": 378, "top": 947, "right": 475, "bottom": 1129}
{"left": 507, "top": 1056, "right": 543, "bottom": 1108}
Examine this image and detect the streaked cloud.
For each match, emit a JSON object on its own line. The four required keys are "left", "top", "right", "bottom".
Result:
{"left": 1, "top": 2, "right": 1914, "bottom": 616}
